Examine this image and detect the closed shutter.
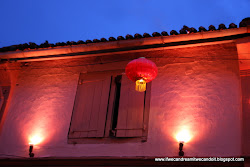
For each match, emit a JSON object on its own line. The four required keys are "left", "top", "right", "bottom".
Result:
{"left": 116, "top": 75, "right": 145, "bottom": 137}
{"left": 69, "top": 74, "right": 111, "bottom": 138}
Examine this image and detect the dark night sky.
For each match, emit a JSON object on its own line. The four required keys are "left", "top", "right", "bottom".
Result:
{"left": 0, "top": 0, "right": 249, "bottom": 48}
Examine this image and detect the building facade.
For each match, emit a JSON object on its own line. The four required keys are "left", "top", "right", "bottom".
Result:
{"left": 0, "top": 19, "right": 249, "bottom": 166}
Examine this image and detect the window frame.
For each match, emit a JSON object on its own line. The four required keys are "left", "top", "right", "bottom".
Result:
{"left": 67, "top": 70, "right": 151, "bottom": 144}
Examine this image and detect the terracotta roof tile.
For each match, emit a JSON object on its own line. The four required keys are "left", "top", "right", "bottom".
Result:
{"left": 198, "top": 26, "right": 207, "bottom": 32}
{"left": 93, "top": 39, "right": 101, "bottom": 43}
{"left": 170, "top": 30, "right": 178, "bottom": 35}
{"left": 189, "top": 27, "right": 197, "bottom": 33}
{"left": 208, "top": 25, "right": 216, "bottom": 31}
{"left": 77, "top": 40, "right": 85, "bottom": 44}
{"left": 117, "top": 36, "right": 125, "bottom": 40}
{"left": 152, "top": 32, "right": 161, "bottom": 37}
{"left": 100, "top": 38, "right": 108, "bottom": 42}
{"left": 134, "top": 33, "right": 143, "bottom": 39}
{"left": 143, "top": 33, "right": 151, "bottom": 38}
{"left": 218, "top": 24, "right": 227, "bottom": 30}
{"left": 240, "top": 17, "right": 250, "bottom": 27}
{"left": 85, "top": 40, "right": 93, "bottom": 43}
{"left": 108, "top": 37, "right": 116, "bottom": 41}
{"left": 161, "top": 31, "right": 169, "bottom": 36}
{"left": 125, "top": 34, "right": 133, "bottom": 39}
{"left": 229, "top": 23, "right": 237, "bottom": 29}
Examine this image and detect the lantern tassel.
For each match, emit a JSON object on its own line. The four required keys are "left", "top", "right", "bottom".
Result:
{"left": 135, "top": 79, "right": 146, "bottom": 92}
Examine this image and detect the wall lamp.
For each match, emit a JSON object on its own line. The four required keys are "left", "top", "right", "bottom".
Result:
{"left": 179, "top": 142, "right": 184, "bottom": 156}
{"left": 28, "top": 135, "right": 42, "bottom": 158}
{"left": 176, "top": 129, "right": 191, "bottom": 157}
{"left": 29, "top": 144, "right": 34, "bottom": 157}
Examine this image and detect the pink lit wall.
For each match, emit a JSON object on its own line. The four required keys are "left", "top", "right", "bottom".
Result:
{"left": 0, "top": 42, "right": 241, "bottom": 158}
{"left": 237, "top": 37, "right": 250, "bottom": 156}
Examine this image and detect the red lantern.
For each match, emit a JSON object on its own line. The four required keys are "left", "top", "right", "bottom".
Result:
{"left": 125, "top": 57, "right": 158, "bottom": 92}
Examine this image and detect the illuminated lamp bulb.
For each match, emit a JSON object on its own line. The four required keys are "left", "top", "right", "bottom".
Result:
{"left": 135, "top": 79, "right": 146, "bottom": 92}
{"left": 29, "top": 135, "right": 42, "bottom": 145}
{"left": 176, "top": 130, "right": 191, "bottom": 143}
{"left": 176, "top": 130, "right": 191, "bottom": 157}
{"left": 28, "top": 135, "right": 42, "bottom": 158}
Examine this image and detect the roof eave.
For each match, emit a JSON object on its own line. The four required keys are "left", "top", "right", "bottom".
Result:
{"left": 0, "top": 26, "right": 249, "bottom": 62}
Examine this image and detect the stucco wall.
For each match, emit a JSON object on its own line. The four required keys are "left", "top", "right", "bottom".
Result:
{"left": 0, "top": 42, "right": 241, "bottom": 158}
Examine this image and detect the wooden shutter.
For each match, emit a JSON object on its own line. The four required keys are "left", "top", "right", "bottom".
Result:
{"left": 116, "top": 75, "right": 145, "bottom": 137}
{"left": 69, "top": 73, "right": 111, "bottom": 138}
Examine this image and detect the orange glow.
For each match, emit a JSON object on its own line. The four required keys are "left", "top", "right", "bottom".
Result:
{"left": 176, "top": 129, "right": 192, "bottom": 143}
{"left": 29, "top": 135, "right": 43, "bottom": 145}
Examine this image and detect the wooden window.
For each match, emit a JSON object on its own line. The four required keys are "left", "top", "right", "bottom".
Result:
{"left": 115, "top": 75, "right": 146, "bottom": 137}
{"left": 68, "top": 72, "right": 112, "bottom": 138}
{"left": 68, "top": 71, "right": 151, "bottom": 143}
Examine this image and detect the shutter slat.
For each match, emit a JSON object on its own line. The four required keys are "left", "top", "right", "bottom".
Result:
{"left": 80, "top": 82, "right": 95, "bottom": 137}
{"left": 87, "top": 81, "right": 101, "bottom": 137}
{"left": 127, "top": 89, "right": 144, "bottom": 137}
{"left": 82, "top": 82, "right": 99, "bottom": 137}
{"left": 116, "top": 75, "right": 145, "bottom": 137}
{"left": 96, "top": 78, "right": 111, "bottom": 137}
{"left": 88, "top": 78, "right": 111, "bottom": 137}
{"left": 73, "top": 82, "right": 95, "bottom": 138}
{"left": 69, "top": 82, "right": 87, "bottom": 138}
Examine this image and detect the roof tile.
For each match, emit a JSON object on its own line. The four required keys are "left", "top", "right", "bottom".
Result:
{"left": 161, "top": 31, "right": 169, "bottom": 36}
{"left": 117, "top": 36, "right": 125, "bottom": 40}
{"left": 100, "top": 38, "right": 108, "bottom": 42}
{"left": 108, "top": 37, "right": 116, "bottom": 41}
{"left": 170, "top": 30, "right": 178, "bottom": 35}
{"left": 239, "top": 17, "right": 250, "bottom": 27}
{"left": 198, "top": 26, "right": 207, "bottom": 32}
{"left": 229, "top": 23, "right": 237, "bottom": 29}
{"left": 134, "top": 33, "right": 143, "bottom": 39}
{"left": 208, "top": 25, "right": 216, "bottom": 31}
{"left": 152, "top": 32, "right": 161, "bottom": 37}
{"left": 189, "top": 27, "right": 197, "bottom": 33}
{"left": 143, "top": 33, "right": 151, "bottom": 38}
{"left": 125, "top": 34, "right": 134, "bottom": 39}
{"left": 218, "top": 24, "right": 227, "bottom": 30}
{"left": 93, "top": 39, "right": 101, "bottom": 43}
